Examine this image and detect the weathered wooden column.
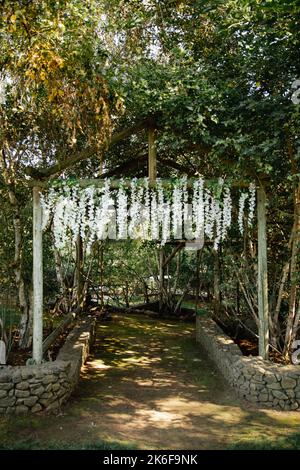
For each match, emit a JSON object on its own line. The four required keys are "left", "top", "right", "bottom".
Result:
{"left": 148, "top": 127, "right": 157, "bottom": 183}
{"left": 32, "top": 186, "right": 43, "bottom": 364}
{"left": 257, "top": 186, "right": 269, "bottom": 360}
{"left": 148, "top": 127, "right": 162, "bottom": 310}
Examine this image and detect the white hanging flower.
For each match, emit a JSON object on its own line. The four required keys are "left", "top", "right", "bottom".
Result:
{"left": 204, "top": 189, "right": 214, "bottom": 240}
{"left": 68, "top": 185, "right": 80, "bottom": 243}
{"left": 238, "top": 192, "right": 248, "bottom": 235}
{"left": 85, "top": 186, "right": 96, "bottom": 249}
{"left": 117, "top": 181, "right": 128, "bottom": 239}
{"left": 182, "top": 178, "right": 190, "bottom": 239}
{"left": 128, "top": 178, "right": 138, "bottom": 238}
{"left": 150, "top": 189, "right": 159, "bottom": 240}
{"left": 213, "top": 199, "right": 222, "bottom": 250}
{"left": 95, "top": 180, "right": 113, "bottom": 240}
{"left": 161, "top": 200, "right": 171, "bottom": 245}
{"left": 46, "top": 177, "right": 240, "bottom": 249}
{"left": 53, "top": 195, "right": 68, "bottom": 250}
{"left": 157, "top": 180, "right": 165, "bottom": 237}
{"left": 142, "top": 178, "right": 151, "bottom": 239}
{"left": 194, "top": 178, "right": 204, "bottom": 239}
{"left": 222, "top": 187, "right": 232, "bottom": 240}
{"left": 248, "top": 182, "right": 256, "bottom": 226}
{"left": 172, "top": 181, "right": 183, "bottom": 240}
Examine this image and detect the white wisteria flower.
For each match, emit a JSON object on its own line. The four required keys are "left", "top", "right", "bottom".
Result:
{"left": 44, "top": 178, "right": 255, "bottom": 251}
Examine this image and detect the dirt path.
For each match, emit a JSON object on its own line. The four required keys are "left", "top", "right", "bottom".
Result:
{"left": 1, "top": 314, "right": 300, "bottom": 449}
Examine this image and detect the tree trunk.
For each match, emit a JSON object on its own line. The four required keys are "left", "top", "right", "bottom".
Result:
{"left": 213, "top": 249, "right": 221, "bottom": 315}
{"left": 73, "top": 234, "right": 84, "bottom": 309}
{"left": 159, "top": 247, "right": 165, "bottom": 313}
{"left": 52, "top": 241, "right": 70, "bottom": 312}
{"left": 10, "top": 189, "right": 33, "bottom": 348}
{"left": 284, "top": 183, "right": 300, "bottom": 356}
{"left": 99, "top": 242, "right": 104, "bottom": 309}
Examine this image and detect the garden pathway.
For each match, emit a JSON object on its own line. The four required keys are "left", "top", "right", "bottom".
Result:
{"left": 1, "top": 314, "right": 300, "bottom": 449}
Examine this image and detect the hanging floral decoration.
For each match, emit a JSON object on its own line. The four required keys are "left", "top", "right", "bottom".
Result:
{"left": 40, "top": 178, "right": 256, "bottom": 251}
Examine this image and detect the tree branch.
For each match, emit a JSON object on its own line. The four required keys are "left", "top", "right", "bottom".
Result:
{"left": 24, "top": 119, "right": 149, "bottom": 180}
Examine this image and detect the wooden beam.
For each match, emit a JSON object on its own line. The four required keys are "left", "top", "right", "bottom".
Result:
{"left": 27, "top": 177, "right": 251, "bottom": 189}
{"left": 148, "top": 128, "right": 157, "bottom": 182}
{"left": 257, "top": 186, "right": 269, "bottom": 360}
{"left": 24, "top": 119, "right": 150, "bottom": 180}
{"left": 32, "top": 186, "right": 43, "bottom": 364}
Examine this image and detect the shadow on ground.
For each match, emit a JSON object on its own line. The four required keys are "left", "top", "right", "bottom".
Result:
{"left": 1, "top": 314, "right": 300, "bottom": 449}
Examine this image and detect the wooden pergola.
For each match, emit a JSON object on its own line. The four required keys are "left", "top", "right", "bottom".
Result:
{"left": 30, "top": 128, "right": 269, "bottom": 364}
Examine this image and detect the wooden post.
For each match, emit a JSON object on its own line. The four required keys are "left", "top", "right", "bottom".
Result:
{"left": 32, "top": 186, "right": 43, "bottom": 364}
{"left": 148, "top": 128, "right": 157, "bottom": 183}
{"left": 257, "top": 186, "right": 269, "bottom": 360}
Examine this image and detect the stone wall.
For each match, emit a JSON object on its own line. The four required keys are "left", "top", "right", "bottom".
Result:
{"left": 0, "top": 317, "right": 95, "bottom": 414}
{"left": 196, "top": 316, "right": 300, "bottom": 410}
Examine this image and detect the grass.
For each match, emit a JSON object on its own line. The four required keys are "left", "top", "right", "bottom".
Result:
{"left": 0, "top": 438, "right": 135, "bottom": 450}
{"left": 229, "top": 432, "right": 300, "bottom": 450}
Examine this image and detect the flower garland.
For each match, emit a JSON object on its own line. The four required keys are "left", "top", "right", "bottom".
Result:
{"left": 238, "top": 192, "right": 248, "bottom": 235}
{"left": 42, "top": 179, "right": 256, "bottom": 251}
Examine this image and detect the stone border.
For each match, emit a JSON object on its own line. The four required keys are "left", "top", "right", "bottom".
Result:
{"left": 0, "top": 317, "right": 95, "bottom": 414}
{"left": 196, "top": 316, "right": 300, "bottom": 410}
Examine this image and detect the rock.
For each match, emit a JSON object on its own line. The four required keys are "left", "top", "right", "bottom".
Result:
{"left": 30, "top": 386, "right": 44, "bottom": 397}
{"left": 15, "top": 389, "right": 30, "bottom": 398}
{"left": 0, "top": 371, "right": 12, "bottom": 383}
{"left": 0, "top": 390, "right": 8, "bottom": 399}
{"left": 16, "top": 381, "right": 30, "bottom": 390}
{"left": 42, "top": 375, "right": 57, "bottom": 385}
{"left": 21, "top": 369, "right": 35, "bottom": 380}
{"left": 258, "top": 393, "right": 269, "bottom": 402}
{"left": 253, "top": 374, "right": 264, "bottom": 382}
{"left": 281, "top": 377, "right": 297, "bottom": 389}
{"left": 11, "top": 372, "right": 22, "bottom": 384}
{"left": 31, "top": 403, "right": 42, "bottom": 413}
{"left": 41, "top": 392, "right": 53, "bottom": 399}
{"left": 52, "top": 383, "right": 60, "bottom": 392}
{"left": 46, "top": 401, "right": 60, "bottom": 412}
{"left": 272, "top": 390, "right": 288, "bottom": 400}
{"left": 15, "top": 405, "right": 29, "bottom": 414}
{"left": 0, "top": 397, "right": 16, "bottom": 406}
{"left": 39, "top": 397, "right": 56, "bottom": 407}
{"left": 264, "top": 375, "right": 277, "bottom": 384}
{"left": 286, "top": 389, "right": 296, "bottom": 399}
{"left": 0, "top": 383, "right": 13, "bottom": 391}
{"left": 245, "top": 394, "right": 259, "bottom": 403}
{"left": 23, "top": 396, "right": 38, "bottom": 407}
{"left": 267, "top": 382, "right": 282, "bottom": 390}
